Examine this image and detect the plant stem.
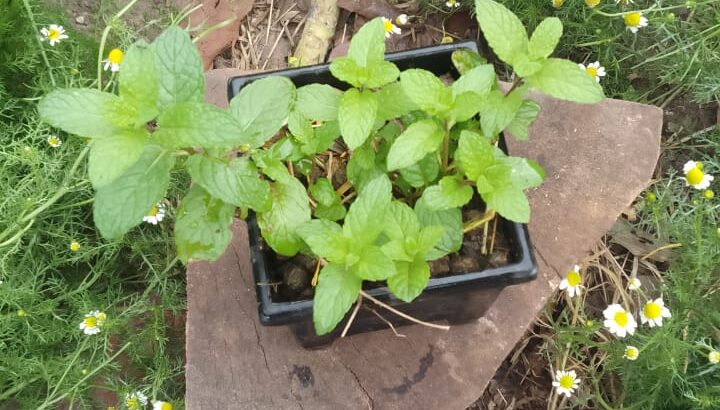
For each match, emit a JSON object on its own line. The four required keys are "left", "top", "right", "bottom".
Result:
{"left": 22, "top": 0, "right": 56, "bottom": 87}
{"left": 359, "top": 290, "right": 450, "bottom": 331}
{"left": 462, "top": 210, "right": 496, "bottom": 234}
{"left": 341, "top": 294, "right": 363, "bottom": 338}
{"left": 441, "top": 122, "right": 451, "bottom": 172}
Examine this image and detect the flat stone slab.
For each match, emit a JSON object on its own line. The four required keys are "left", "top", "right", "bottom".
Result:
{"left": 185, "top": 69, "right": 662, "bottom": 409}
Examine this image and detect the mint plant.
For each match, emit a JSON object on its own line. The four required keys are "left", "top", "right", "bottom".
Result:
{"left": 38, "top": 0, "right": 603, "bottom": 336}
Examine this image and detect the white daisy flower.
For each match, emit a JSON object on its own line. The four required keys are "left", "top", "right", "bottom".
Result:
{"left": 628, "top": 277, "right": 642, "bottom": 290}
{"left": 395, "top": 14, "right": 409, "bottom": 26}
{"left": 624, "top": 12, "right": 648, "bottom": 33}
{"left": 446, "top": 0, "right": 461, "bottom": 8}
{"left": 615, "top": 0, "right": 635, "bottom": 4}
{"left": 624, "top": 345, "right": 640, "bottom": 361}
{"left": 603, "top": 304, "right": 637, "bottom": 338}
{"left": 47, "top": 135, "right": 62, "bottom": 147}
{"left": 640, "top": 298, "right": 671, "bottom": 327}
{"left": 103, "top": 48, "right": 124, "bottom": 72}
{"left": 79, "top": 310, "right": 107, "bottom": 335}
{"left": 559, "top": 265, "right": 583, "bottom": 298}
{"left": 578, "top": 61, "right": 606, "bottom": 82}
{"left": 40, "top": 24, "right": 69, "bottom": 46}
{"left": 153, "top": 401, "right": 173, "bottom": 410}
{"left": 683, "top": 160, "right": 714, "bottom": 190}
{"left": 382, "top": 17, "right": 401, "bottom": 38}
{"left": 709, "top": 350, "right": 720, "bottom": 364}
{"left": 552, "top": 370, "right": 580, "bottom": 397}
{"left": 126, "top": 392, "right": 148, "bottom": 410}
{"left": 143, "top": 202, "right": 166, "bottom": 225}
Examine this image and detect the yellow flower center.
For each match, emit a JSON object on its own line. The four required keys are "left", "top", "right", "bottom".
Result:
{"left": 97, "top": 312, "right": 107, "bottom": 322}
{"left": 704, "top": 190, "right": 715, "bottom": 199}
{"left": 48, "top": 136, "right": 60, "bottom": 145}
{"left": 48, "top": 28, "right": 60, "bottom": 41}
{"left": 625, "top": 347, "right": 639, "bottom": 359}
{"left": 585, "top": 67, "right": 598, "bottom": 78}
{"left": 70, "top": 241, "right": 81, "bottom": 252}
{"left": 552, "top": 0, "right": 566, "bottom": 7}
{"left": 710, "top": 351, "right": 720, "bottom": 364}
{"left": 585, "top": 0, "right": 601, "bottom": 7}
{"left": 448, "top": 0, "right": 458, "bottom": 4}
{"left": 84, "top": 316, "right": 98, "bottom": 329}
{"left": 148, "top": 206, "right": 158, "bottom": 217}
{"left": 625, "top": 13, "right": 642, "bottom": 27}
{"left": 686, "top": 167, "right": 704, "bottom": 186}
{"left": 614, "top": 311, "right": 628, "bottom": 327}
{"left": 161, "top": 403, "right": 173, "bottom": 410}
{"left": 643, "top": 302, "right": 661, "bottom": 319}
{"left": 383, "top": 19, "right": 394, "bottom": 33}
{"left": 559, "top": 374, "right": 575, "bottom": 389}
{"left": 126, "top": 398, "right": 139, "bottom": 410}
{"left": 567, "top": 270, "right": 582, "bottom": 287}
{"left": 108, "top": 48, "right": 124, "bottom": 64}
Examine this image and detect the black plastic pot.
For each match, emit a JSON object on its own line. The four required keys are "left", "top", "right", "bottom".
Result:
{"left": 228, "top": 41, "right": 538, "bottom": 348}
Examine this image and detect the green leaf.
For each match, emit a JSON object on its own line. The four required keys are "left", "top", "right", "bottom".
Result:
{"left": 416, "top": 225, "right": 446, "bottom": 257}
{"left": 475, "top": 0, "right": 529, "bottom": 65}
{"left": 347, "top": 18, "right": 385, "bottom": 67}
{"left": 186, "top": 155, "right": 271, "bottom": 212}
{"left": 498, "top": 156, "right": 545, "bottom": 189}
{"left": 315, "top": 203, "right": 346, "bottom": 221}
{"left": 230, "top": 76, "right": 296, "bottom": 147}
{"left": 364, "top": 61, "right": 400, "bottom": 88}
{"left": 302, "top": 120, "right": 341, "bottom": 155}
{"left": 482, "top": 186, "right": 530, "bottom": 223}
{"left": 375, "top": 82, "right": 419, "bottom": 121}
{"left": 309, "top": 177, "right": 339, "bottom": 206}
{"left": 526, "top": 58, "right": 604, "bottom": 104}
{"left": 451, "top": 48, "right": 488, "bottom": 75}
{"left": 400, "top": 69, "right": 453, "bottom": 115}
{"left": 155, "top": 102, "right": 246, "bottom": 149}
{"left": 296, "top": 84, "right": 341, "bottom": 121}
{"left": 329, "top": 58, "right": 364, "bottom": 88}
{"left": 287, "top": 110, "right": 314, "bottom": 143}
{"left": 415, "top": 198, "right": 463, "bottom": 260}
{"left": 353, "top": 244, "right": 396, "bottom": 280}
{"left": 505, "top": 100, "right": 540, "bottom": 140}
{"left": 175, "top": 185, "right": 235, "bottom": 263}
{"left": 452, "top": 64, "right": 496, "bottom": 97}
{"left": 388, "top": 257, "right": 430, "bottom": 302}
{"left": 338, "top": 88, "right": 378, "bottom": 149}
{"left": 296, "top": 219, "right": 348, "bottom": 263}
{"left": 383, "top": 201, "right": 421, "bottom": 242}
{"left": 478, "top": 90, "right": 523, "bottom": 136}
{"left": 93, "top": 146, "right": 175, "bottom": 239}
{"left": 119, "top": 40, "right": 159, "bottom": 124}
{"left": 456, "top": 130, "right": 494, "bottom": 181}
{"left": 399, "top": 154, "right": 440, "bottom": 188}
{"left": 256, "top": 173, "right": 311, "bottom": 256}
{"left": 528, "top": 17, "right": 563, "bottom": 60}
{"left": 451, "top": 91, "right": 485, "bottom": 123}
{"left": 343, "top": 175, "right": 392, "bottom": 245}
{"left": 152, "top": 26, "right": 204, "bottom": 110}
{"left": 512, "top": 54, "right": 544, "bottom": 77}
{"left": 313, "top": 263, "right": 361, "bottom": 335}
{"left": 88, "top": 129, "right": 147, "bottom": 188}
{"left": 386, "top": 119, "right": 444, "bottom": 171}
{"left": 38, "top": 88, "right": 124, "bottom": 138}
{"left": 420, "top": 175, "right": 474, "bottom": 211}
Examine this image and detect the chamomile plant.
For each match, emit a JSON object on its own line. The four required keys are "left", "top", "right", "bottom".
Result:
{"left": 38, "top": 0, "right": 603, "bottom": 336}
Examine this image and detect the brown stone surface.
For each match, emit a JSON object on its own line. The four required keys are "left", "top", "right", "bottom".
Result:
{"left": 185, "top": 69, "right": 662, "bottom": 409}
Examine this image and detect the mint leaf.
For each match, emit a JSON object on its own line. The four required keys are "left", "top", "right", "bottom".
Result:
{"left": 152, "top": 26, "right": 204, "bottom": 110}
{"left": 451, "top": 91, "right": 485, "bottom": 123}
{"left": 384, "top": 201, "right": 421, "bottom": 242}
{"left": 257, "top": 173, "right": 311, "bottom": 256}
{"left": 296, "top": 219, "right": 348, "bottom": 263}
{"left": 375, "top": 82, "right": 418, "bottom": 121}
{"left": 296, "top": 84, "right": 341, "bottom": 121}
{"left": 347, "top": 18, "right": 385, "bottom": 66}
{"left": 313, "top": 263, "right": 361, "bottom": 335}
{"left": 343, "top": 175, "right": 392, "bottom": 245}
{"left": 512, "top": 54, "right": 544, "bottom": 77}
{"left": 421, "top": 175, "right": 473, "bottom": 211}
{"left": 302, "top": 120, "right": 341, "bottom": 155}
{"left": 119, "top": 40, "right": 159, "bottom": 124}
{"left": 475, "top": 0, "right": 529, "bottom": 65}
{"left": 400, "top": 69, "right": 453, "bottom": 115}
{"left": 416, "top": 225, "right": 446, "bottom": 257}
{"left": 354, "top": 244, "right": 396, "bottom": 280}
{"left": 528, "top": 17, "right": 563, "bottom": 60}
{"left": 288, "top": 110, "right": 314, "bottom": 143}
{"left": 175, "top": 185, "right": 235, "bottom": 263}
{"left": 415, "top": 197, "right": 463, "bottom": 260}
{"left": 186, "top": 154, "right": 271, "bottom": 212}
{"left": 456, "top": 130, "right": 494, "bottom": 181}
{"left": 482, "top": 185, "right": 530, "bottom": 223}
{"left": 452, "top": 64, "right": 495, "bottom": 97}
{"left": 38, "top": 88, "right": 123, "bottom": 138}
{"left": 155, "top": 102, "right": 246, "bottom": 149}
{"left": 498, "top": 156, "right": 545, "bottom": 189}
{"left": 526, "top": 58, "right": 604, "bottom": 104}
{"left": 329, "top": 57, "right": 364, "bottom": 88}
{"left": 309, "top": 177, "right": 338, "bottom": 206}
{"left": 478, "top": 90, "right": 523, "bottom": 136}
{"left": 315, "top": 203, "right": 346, "bottom": 221}
{"left": 88, "top": 129, "right": 147, "bottom": 188}
{"left": 93, "top": 146, "right": 174, "bottom": 239}
{"left": 386, "top": 119, "right": 444, "bottom": 171}
{"left": 230, "top": 76, "right": 295, "bottom": 147}
{"left": 505, "top": 100, "right": 540, "bottom": 140}
{"left": 399, "top": 154, "right": 439, "bottom": 188}
{"left": 388, "top": 257, "right": 430, "bottom": 302}
{"left": 451, "top": 48, "right": 488, "bottom": 75}
{"left": 365, "top": 61, "right": 400, "bottom": 88}
{"left": 338, "top": 88, "right": 378, "bottom": 149}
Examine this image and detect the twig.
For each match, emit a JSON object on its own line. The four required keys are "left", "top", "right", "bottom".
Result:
{"left": 463, "top": 210, "right": 496, "bottom": 234}
{"left": 341, "top": 294, "right": 363, "bottom": 337}
{"left": 359, "top": 290, "right": 450, "bottom": 331}
{"left": 336, "top": 180, "right": 353, "bottom": 196}
{"left": 265, "top": 0, "right": 274, "bottom": 45}
{"left": 340, "top": 191, "right": 357, "bottom": 205}
{"left": 311, "top": 259, "right": 321, "bottom": 287}
{"left": 641, "top": 243, "right": 682, "bottom": 261}
{"left": 489, "top": 215, "right": 498, "bottom": 255}
{"left": 327, "top": 151, "right": 334, "bottom": 181}
{"left": 367, "top": 308, "right": 406, "bottom": 338}
{"left": 261, "top": 19, "right": 288, "bottom": 70}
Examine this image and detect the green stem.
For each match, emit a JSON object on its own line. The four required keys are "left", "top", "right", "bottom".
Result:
{"left": 441, "top": 122, "right": 451, "bottom": 172}
{"left": 22, "top": 0, "right": 56, "bottom": 86}
{"left": 0, "top": 377, "right": 41, "bottom": 401}
{"left": 0, "top": 220, "right": 34, "bottom": 248}
{"left": 96, "top": 0, "right": 142, "bottom": 89}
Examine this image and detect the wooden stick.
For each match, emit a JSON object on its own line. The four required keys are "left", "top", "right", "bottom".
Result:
{"left": 359, "top": 290, "right": 450, "bottom": 331}
{"left": 341, "top": 294, "right": 363, "bottom": 338}
{"left": 462, "top": 210, "right": 496, "bottom": 234}
{"left": 367, "top": 308, "right": 407, "bottom": 338}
